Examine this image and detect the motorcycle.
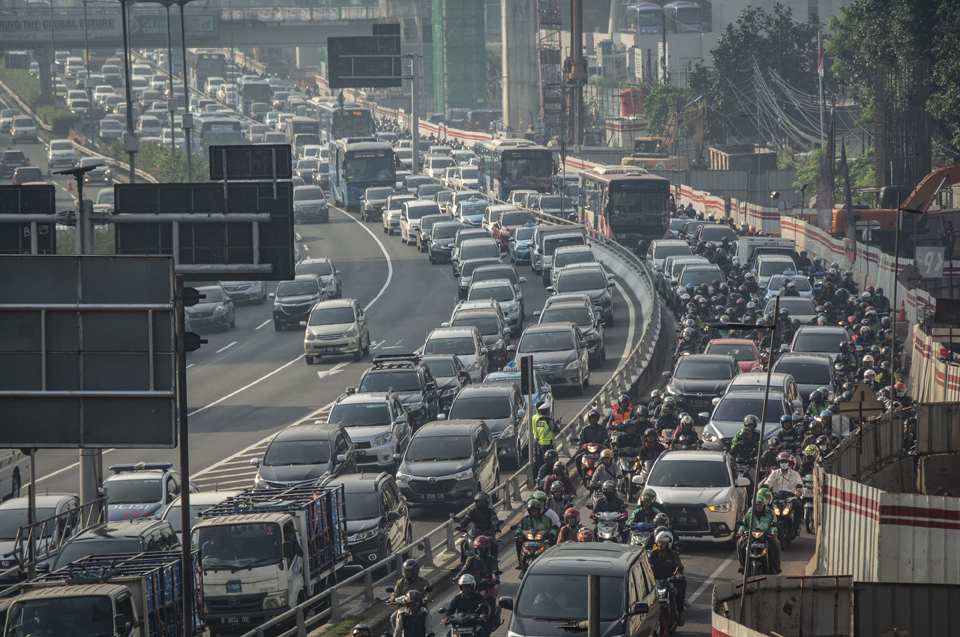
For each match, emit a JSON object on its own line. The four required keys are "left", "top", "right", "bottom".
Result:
{"left": 745, "top": 530, "right": 774, "bottom": 576}
{"left": 456, "top": 522, "right": 502, "bottom": 564}
{"left": 629, "top": 522, "right": 656, "bottom": 547}
{"left": 576, "top": 442, "right": 608, "bottom": 488}
{"left": 735, "top": 460, "right": 754, "bottom": 490}
{"left": 771, "top": 490, "right": 797, "bottom": 546}
{"left": 615, "top": 445, "right": 641, "bottom": 496}
{"left": 517, "top": 528, "right": 550, "bottom": 575}
{"left": 441, "top": 613, "right": 486, "bottom": 637}
{"left": 674, "top": 433, "right": 698, "bottom": 451}
{"left": 801, "top": 475, "right": 814, "bottom": 534}
{"left": 592, "top": 511, "right": 627, "bottom": 543}
{"left": 656, "top": 578, "right": 680, "bottom": 636}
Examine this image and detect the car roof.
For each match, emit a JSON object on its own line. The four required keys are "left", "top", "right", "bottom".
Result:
{"left": 415, "top": 419, "right": 484, "bottom": 437}
{"left": 428, "top": 326, "right": 478, "bottom": 338}
{"left": 329, "top": 473, "right": 392, "bottom": 492}
{"left": 335, "top": 391, "right": 393, "bottom": 405}
{"left": 652, "top": 239, "right": 690, "bottom": 247}
{"left": 531, "top": 542, "right": 641, "bottom": 575}
{"left": 775, "top": 353, "right": 832, "bottom": 364}
{"left": 708, "top": 338, "right": 756, "bottom": 347}
{"left": 728, "top": 372, "right": 794, "bottom": 386}
{"left": 676, "top": 354, "right": 735, "bottom": 364}
{"left": 453, "top": 385, "right": 514, "bottom": 399}
{"left": 299, "top": 257, "right": 333, "bottom": 265}
{"left": 0, "top": 494, "right": 76, "bottom": 510}
{"left": 470, "top": 278, "right": 513, "bottom": 289}
{"left": 523, "top": 322, "right": 574, "bottom": 334}
{"left": 105, "top": 470, "right": 168, "bottom": 482}
{"left": 796, "top": 325, "right": 847, "bottom": 334}
{"left": 312, "top": 298, "right": 356, "bottom": 309}
{"left": 657, "top": 449, "right": 727, "bottom": 462}
{"left": 167, "top": 490, "right": 240, "bottom": 508}
{"left": 272, "top": 423, "right": 340, "bottom": 441}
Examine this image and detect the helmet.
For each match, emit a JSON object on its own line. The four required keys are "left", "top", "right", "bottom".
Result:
{"left": 804, "top": 444, "right": 819, "bottom": 460}
{"left": 864, "top": 369, "right": 877, "bottom": 380}
{"left": 663, "top": 396, "right": 676, "bottom": 407}
{"left": 550, "top": 480, "right": 565, "bottom": 495}
{"left": 553, "top": 461, "right": 567, "bottom": 475}
{"left": 458, "top": 574, "right": 477, "bottom": 588}
{"left": 404, "top": 590, "right": 424, "bottom": 608}
{"left": 645, "top": 428, "right": 657, "bottom": 439}
{"left": 811, "top": 390, "right": 823, "bottom": 402}
{"left": 538, "top": 402, "right": 551, "bottom": 413}
{"left": 816, "top": 435, "right": 830, "bottom": 449}
{"left": 769, "top": 437, "right": 781, "bottom": 448}
{"left": 757, "top": 487, "right": 773, "bottom": 504}
{"left": 527, "top": 499, "right": 542, "bottom": 513}
{"left": 653, "top": 513, "right": 670, "bottom": 527}
{"left": 623, "top": 419, "right": 637, "bottom": 430}
{"left": 779, "top": 308, "right": 790, "bottom": 318}
{"left": 819, "top": 409, "right": 833, "bottom": 421}
{"left": 680, "top": 414, "right": 694, "bottom": 428}
{"left": 813, "top": 256, "right": 822, "bottom": 263}
{"left": 831, "top": 262, "right": 840, "bottom": 269}
{"left": 862, "top": 291, "right": 872, "bottom": 300}
{"left": 588, "top": 408, "right": 600, "bottom": 419}
{"left": 640, "top": 489, "right": 656, "bottom": 503}
{"left": 743, "top": 415, "right": 760, "bottom": 429}
{"left": 577, "top": 528, "right": 594, "bottom": 542}
{"left": 532, "top": 490, "right": 548, "bottom": 503}
{"left": 863, "top": 355, "right": 875, "bottom": 366}
{"left": 739, "top": 426, "right": 754, "bottom": 439}
{"left": 600, "top": 448, "right": 614, "bottom": 460}
{"left": 755, "top": 494, "right": 767, "bottom": 505}
{"left": 472, "top": 535, "right": 491, "bottom": 550}
{"left": 602, "top": 480, "right": 617, "bottom": 493}
{"left": 402, "top": 558, "right": 420, "bottom": 579}
{"left": 353, "top": 624, "right": 373, "bottom": 637}
{"left": 618, "top": 391, "right": 631, "bottom": 403}
{"left": 655, "top": 531, "right": 674, "bottom": 549}
{"left": 777, "top": 451, "right": 792, "bottom": 463}
{"left": 564, "top": 508, "right": 580, "bottom": 523}
{"left": 474, "top": 492, "right": 490, "bottom": 506}
{"left": 895, "top": 382, "right": 906, "bottom": 395}
{"left": 543, "top": 449, "right": 559, "bottom": 465}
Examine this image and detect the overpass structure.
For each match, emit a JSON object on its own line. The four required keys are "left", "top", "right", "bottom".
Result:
{"left": 0, "top": 5, "right": 381, "bottom": 48}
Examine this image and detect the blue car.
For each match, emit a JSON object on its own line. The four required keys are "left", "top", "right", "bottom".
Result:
{"left": 508, "top": 225, "right": 537, "bottom": 264}
{"left": 763, "top": 274, "right": 814, "bottom": 303}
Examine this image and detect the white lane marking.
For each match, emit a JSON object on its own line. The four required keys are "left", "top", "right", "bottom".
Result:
{"left": 216, "top": 341, "right": 237, "bottom": 353}
{"left": 187, "top": 355, "right": 305, "bottom": 417}
{"left": 370, "top": 340, "right": 387, "bottom": 350}
{"left": 316, "top": 361, "right": 350, "bottom": 380}
{"left": 338, "top": 208, "right": 394, "bottom": 312}
{"left": 687, "top": 552, "right": 736, "bottom": 605}
{"left": 614, "top": 281, "right": 636, "bottom": 364}
{"left": 255, "top": 320, "right": 271, "bottom": 330}
{"left": 381, "top": 339, "right": 405, "bottom": 350}
{"left": 187, "top": 363, "right": 195, "bottom": 369}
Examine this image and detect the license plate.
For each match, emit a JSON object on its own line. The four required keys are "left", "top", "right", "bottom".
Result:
{"left": 321, "top": 346, "right": 341, "bottom": 353}
{"left": 356, "top": 450, "right": 366, "bottom": 456}
{"left": 226, "top": 580, "right": 242, "bottom": 593}
{"left": 751, "top": 541, "right": 766, "bottom": 549}
{"left": 677, "top": 516, "right": 698, "bottom": 526}
{"left": 221, "top": 617, "right": 251, "bottom": 625}
{"left": 524, "top": 541, "right": 542, "bottom": 549}
{"left": 424, "top": 493, "right": 445, "bottom": 501}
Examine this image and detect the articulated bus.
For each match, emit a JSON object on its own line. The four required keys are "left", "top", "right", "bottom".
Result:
{"left": 317, "top": 102, "right": 377, "bottom": 143}
{"left": 578, "top": 166, "right": 672, "bottom": 251}
{"left": 329, "top": 139, "right": 396, "bottom": 209}
{"left": 477, "top": 139, "right": 555, "bottom": 200}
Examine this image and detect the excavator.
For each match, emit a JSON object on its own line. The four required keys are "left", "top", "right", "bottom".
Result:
{"left": 622, "top": 96, "right": 707, "bottom": 171}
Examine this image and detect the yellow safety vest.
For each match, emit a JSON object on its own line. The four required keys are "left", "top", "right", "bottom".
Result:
{"left": 533, "top": 414, "right": 555, "bottom": 446}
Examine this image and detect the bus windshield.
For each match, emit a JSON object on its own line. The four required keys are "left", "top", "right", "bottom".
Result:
{"left": 608, "top": 182, "right": 668, "bottom": 231}
{"left": 345, "top": 151, "right": 394, "bottom": 185}
{"left": 501, "top": 151, "right": 553, "bottom": 188}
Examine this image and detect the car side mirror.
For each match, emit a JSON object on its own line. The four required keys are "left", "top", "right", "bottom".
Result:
{"left": 545, "top": 286, "right": 555, "bottom": 293}
{"left": 115, "top": 616, "right": 130, "bottom": 635}
{"left": 698, "top": 412, "right": 710, "bottom": 420}
{"left": 299, "top": 321, "right": 307, "bottom": 327}
{"left": 437, "top": 413, "right": 447, "bottom": 420}
{"left": 662, "top": 371, "right": 672, "bottom": 379}
{"left": 533, "top": 310, "right": 541, "bottom": 317}
{"left": 519, "top": 277, "right": 527, "bottom": 283}
{"left": 249, "top": 458, "right": 261, "bottom": 467}
{"left": 607, "top": 281, "right": 616, "bottom": 288}
{"left": 393, "top": 453, "right": 402, "bottom": 463}
{"left": 629, "top": 602, "right": 649, "bottom": 616}
{"left": 507, "top": 344, "right": 517, "bottom": 353}
{"left": 503, "top": 327, "right": 511, "bottom": 335}
{"left": 386, "top": 511, "right": 400, "bottom": 521}
{"left": 441, "top": 322, "right": 451, "bottom": 328}
{"left": 517, "top": 409, "right": 526, "bottom": 418}
{"left": 453, "top": 272, "right": 460, "bottom": 278}
{"left": 268, "top": 293, "right": 275, "bottom": 299}
{"left": 335, "top": 270, "right": 341, "bottom": 275}
{"left": 498, "top": 597, "right": 514, "bottom": 611}
{"left": 631, "top": 474, "right": 645, "bottom": 485}
{"left": 480, "top": 347, "right": 489, "bottom": 354}
{"left": 792, "top": 399, "right": 803, "bottom": 412}
{"left": 282, "top": 540, "right": 293, "bottom": 560}
{"left": 336, "top": 454, "right": 346, "bottom": 463}
{"left": 736, "top": 476, "right": 751, "bottom": 487}
{"left": 477, "top": 449, "right": 489, "bottom": 459}
{"left": 426, "top": 382, "right": 437, "bottom": 391}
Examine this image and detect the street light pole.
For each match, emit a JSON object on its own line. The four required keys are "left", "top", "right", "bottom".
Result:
{"left": 118, "top": 0, "right": 138, "bottom": 183}
{"left": 178, "top": 0, "right": 193, "bottom": 182}
{"left": 82, "top": 0, "right": 95, "bottom": 142}
{"left": 164, "top": 1, "right": 177, "bottom": 155}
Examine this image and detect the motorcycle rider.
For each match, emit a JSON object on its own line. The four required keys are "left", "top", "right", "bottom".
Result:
{"left": 612, "top": 418, "right": 643, "bottom": 454}
{"left": 590, "top": 449, "right": 623, "bottom": 492}
{"left": 731, "top": 425, "right": 760, "bottom": 483}
{"left": 443, "top": 575, "right": 489, "bottom": 636}
{"left": 545, "top": 480, "right": 572, "bottom": 518}
{"left": 648, "top": 531, "right": 686, "bottom": 626}
{"left": 543, "top": 461, "right": 577, "bottom": 498}
{"left": 760, "top": 437, "right": 784, "bottom": 468}
{"left": 391, "top": 591, "right": 436, "bottom": 637}
{"left": 732, "top": 415, "right": 761, "bottom": 446}
{"left": 593, "top": 480, "right": 627, "bottom": 513}
{"left": 459, "top": 492, "right": 500, "bottom": 539}
{"left": 836, "top": 341, "right": 858, "bottom": 372}
{"left": 777, "top": 414, "right": 805, "bottom": 453}
{"left": 808, "top": 256, "right": 825, "bottom": 277}
{"left": 780, "top": 281, "right": 800, "bottom": 297}
{"left": 801, "top": 419, "right": 824, "bottom": 450}
{"left": 515, "top": 500, "right": 557, "bottom": 564}
{"left": 530, "top": 491, "right": 561, "bottom": 528}
{"left": 805, "top": 390, "right": 829, "bottom": 418}
{"left": 535, "top": 449, "right": 559, "bottom": 489}
{"left": 457, "top": 537, "right": 499, "bottom": 619}
{"left": 573, "top": 410, "right": 608, "bottom": 482}
{"left": 640, "top": 428, "right": 667, "bottom": 465}
{"left": 872, "top": 287, "right": 891, "bottom": 315}
{"left": 761, "top": 452, "right": 804, "bottom": 536}
{"left": 671, "top": 414, "right": 701, "bottom": 449}
{"left": 737, "top": 495, "right": 781, "bottom": 574}
{"left": 556, "top": 508, "right": 584, "bottom": 544}
{"left": 655, "top": 397, "right": 681, "bottom": 434}
{"left": 675, "top": 328, "right": 701, "bottom": 357}
{"left": 532, "top": 402, "right": 560, "bottom": 479}
{"left": 607, "top": 392, "right": 635, "bottom": 429}
{"left": 389, "top": 559, "right": 433, "bottom": 604}
{"left": 629, "top": 489, "right": 663, "bottom": 525}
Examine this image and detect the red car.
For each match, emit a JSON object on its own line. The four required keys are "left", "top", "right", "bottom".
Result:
{"left": 491, "top": 208, "right": 537, "bottom": 247}
{"left": 704, "top": 338, "right": 761, "bottom": 373}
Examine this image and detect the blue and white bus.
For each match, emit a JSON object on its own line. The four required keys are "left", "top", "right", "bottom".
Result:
{"left": 665, "top": 1, "right": 705, "bottom": 33}
{"left": 317, "top": 102, "right": 377, "bottom": 143}
{"left": 329, "top": 139, "right": 396, "bottom": 209}
{"left": 477, "top": 139, "right": 555, "bottom": 201}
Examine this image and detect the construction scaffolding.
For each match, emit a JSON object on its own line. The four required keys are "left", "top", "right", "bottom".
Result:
{"left": 432, "top": 0, "right": 486, "bottom": 114}
{"left": 537, "top": 0, "right": 563, "bottom": 140}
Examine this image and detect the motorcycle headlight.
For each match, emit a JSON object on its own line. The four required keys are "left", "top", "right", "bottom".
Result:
{"left": 373, "top": 432, "right": 392, "bottom": 447}
{"left": 565, "top": 360, "right": 580, "bottom": 370}
{"left": 752, "top": 530, "right": 764, "bottom": 539}
{"left": 343, "top": 326, "right": 358, "bottom": 338}
{"left": 501, "top": 424, "right": 515, "bottom": 438}
{"left": 214, "top": 305, "right": 225, "bottom": 314}
{"left": 708, "top": 500, "right": 732, "bottom": 513}
{"left": 453, "top": 469, "right": 474, "bottom": 481}
{"left": 772, "top": 506, "right": 782, "bottom": 516}
{"left": 262, "top": 593, "right": 288, "bottom": 610}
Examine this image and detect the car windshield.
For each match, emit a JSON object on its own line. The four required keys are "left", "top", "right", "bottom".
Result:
{"left": 405, "top": 435, "right": 472, "bottom": 462}
{"left": 792, "top": 331, "right": 845, "bottom": 352}
{"left": 50, "top": 141, "right": 72, "bottom": 151}
{"left": 537, "top": 196, "right": 574, "bottom": 210}
{"left": 343, "top": 492, "right": 382, "bottom": 520}
{"left": 458, "top": 202, "right": 487, "bottom": 218}
{"left": 429, "top": 157, "right": 455, "bottom": 169}
{"left": 674, "top": 358, "right": 734, "bottom": 380}
{"left": 0, "top": 508, "right": 58, "bottom": 540}
{"left": 459, "top": 168, "right": 479, "bottom": 179}
{"left": 198, "top": 287, "right": 223, "bottom": 303}
{"left": 469, "top": 285, "right": 513, "bottom": 303}
{"left": 423, "top": 336, "right": 476, "bottom": 356}
{"left": 774, "top": 360, "right": 831, "bottom": 384}
{"left": 518, "top": 330, "right": 573, "bottom": 353}
{"left": 263, "top": 440, "right": 329, "bottom": 465}
{"left": 647, "top": 459, "right": 731, "bottom": 488}
{"left": 452, "top": 314, "right": 500, "bottom": 335}
{"left": 450, "top": 396, "right": 512, "bottom": 420}
{"left": 540, "top": 307, "right": 592, "bottom": 327}
{"left": 713, "top": 396, "right": 785, "bottom": 423}
{"left": 309, "top": 307, "right": 355, "bottom": 326}
{"left": 502, "top": 212, "right": 534, "bottom": 226}
{"left": 407, "top": 206, "right": 437, "bottom": 220}
{"left": 193, "top": 522, "right": 282, "bottom": 571}
{"left": 473, "top": 268, "right": 517, "bottom": 284}
{"left": 655, "top": 244, "right": 692, "bottom": 259}
{"left": 555, "top": 252, "right": 596, "bottom": 268}
{"left": 679, "top": 268, "right": 722, "bottom": 286}
{"left": 295, "top": 187, "right": 325, "bottom": 201}
{"left": 556, "top": 271, "right": 607, "bottom": 292}
{"left": 297, "top": 261, "right": 333, "bottom": 277}
{"left": 516, "top": 574, "right": 624, "bottom": 621}
{"left": 759, "top": 260, "right": 796, "bottom": 277}
{"left": 329, "top": 402, "right": 391, "bottom": 426}
{"left": 106, "top": 478, "right": 161, "bottom": 504}
{"left": 55, "top": 539, "right": 142, "bottom": 569}
{"left": 277, "top": 280, "right": 319, "bottom": 296}
{"left": 433, "top": 224, "right": 462, "bottom": 240}
{"left": 359, "top": 370, "right": 421, "bottom": 393}
{"left": 460, "top": 243, "right": 500, "bottom": 260}
{"left": 7, "top": 595, "right": 118, "bottom": 636}
{"left": 769, "top": 277, "right": 811, "bottom": 292}
{"left": 706, "top": 343, "right": 756, "bottom": 361}
{"left": 297, "top": 160, "right": 319, "bottom": 171}
{"left": 513, "top": 226, "right": 536, "bottom": 241}
{"left": 423, "top": 359, "right": 456, "bottom": 377}
{"left": 2, "top": 151, "right": 25, "bottom": 161}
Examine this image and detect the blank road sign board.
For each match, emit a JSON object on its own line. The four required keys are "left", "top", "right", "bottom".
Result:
{"left": 328, "top": 34, "right": 402, "bottom": 89}
{"left": 0, "top": 185, "right": 56, "bottom": 254}
{"left": 0, "top": 255, "right": 177, "bottom": 448}
{"left": 209, "top": 144, "right": 293, "bottom": 181}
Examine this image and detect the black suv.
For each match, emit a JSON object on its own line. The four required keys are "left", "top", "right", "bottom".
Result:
{"left": 329, "top": 472, "right": 412, "bottom": 568}
{"left": 270, "top": 274, "right": 326, "bottom": 330}
{"left": 0, "top": 149, "right": 29, "bottom": 178}
{"left": 356, "top": 354, "right": 440, "bottom": 429}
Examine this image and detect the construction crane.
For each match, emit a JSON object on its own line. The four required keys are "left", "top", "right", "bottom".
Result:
{"left": 622, "top": 96, "right": 707, "bottom": 170}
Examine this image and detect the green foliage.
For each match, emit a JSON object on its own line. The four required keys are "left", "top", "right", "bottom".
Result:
{"left": 486, "top": 48, "right": 502, "bottom": 105}
{"left": 0, "top": 66, "right": 77, "bottom": 132}
{"left": 643, "top": 84, "right": 694, "bottom": 138}
{"left": 929, "top": 1, "right": 960, "bottom": 154}
{"left": 793, "top": 146, "right": 875, "bottom": 205}
{"left": 56, "top": 226, "right": 115, "bottom": 255}
{"left": 100, "top": 140, "right": 208, "bottom": 183}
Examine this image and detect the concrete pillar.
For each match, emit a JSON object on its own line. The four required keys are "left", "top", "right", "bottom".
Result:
{"left": 36, "top": 44, "right": 53, "bottom": 99}
{"left": 501, "top": 0, "right": 538, "bottom": 131}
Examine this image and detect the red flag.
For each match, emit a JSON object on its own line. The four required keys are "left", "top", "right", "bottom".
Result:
{"left": 818, "top": 32, "right": 824, "bottom": 77}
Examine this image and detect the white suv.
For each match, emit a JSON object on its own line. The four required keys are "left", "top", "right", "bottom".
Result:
{"left": 47, "top": 139, "right": 78, "bottom": 169}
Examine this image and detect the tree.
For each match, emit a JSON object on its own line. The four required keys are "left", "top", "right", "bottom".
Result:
{"left": 643, "top": 84, "right": 694, "bottom": 138}
{"left": 688, "top": 4, "right": 820, "bottom": 145}
{"left": 929, "top": 1, "right": 960, "bottom": 155}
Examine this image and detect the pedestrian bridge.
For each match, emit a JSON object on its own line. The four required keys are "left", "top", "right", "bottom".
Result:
{"left": 0, "top": 5, "right": 380, "bottom": 49}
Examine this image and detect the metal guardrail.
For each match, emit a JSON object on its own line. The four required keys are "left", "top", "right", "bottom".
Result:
{"left": 237, "top": 202, "right": 667, "bottom": 637}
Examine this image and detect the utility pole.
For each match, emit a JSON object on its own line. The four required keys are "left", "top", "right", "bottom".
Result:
{"left": 566, "top": 0, "right": 586, "bottom": 147}
{"left": 178, "top": 0, "right": 194, "bottom": 182}
{"left": 405, "top": 54, "right": 420, "bottom": 175}
{"left": 119, "top": 0, "right": 138, "bottom": 183}
{"left": 163, "top": 1, "right": 177, "bottom": 155}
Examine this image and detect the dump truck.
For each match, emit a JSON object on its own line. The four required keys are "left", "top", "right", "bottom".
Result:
{"left": 1, "top": 550, "right": 201, "bottom": 637}
{"left": 191, "top": 486, "right": 349, "bottom": 632}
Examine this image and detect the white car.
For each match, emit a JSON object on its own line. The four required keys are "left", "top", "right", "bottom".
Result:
{"left": 47, "top": 139, "right": 78, "bottom": 169}
{"left": 137, "top": 116, "right": 163, "bottom": 137}
{"left": 93, "top": 188, "right": 115, "bottom": 214}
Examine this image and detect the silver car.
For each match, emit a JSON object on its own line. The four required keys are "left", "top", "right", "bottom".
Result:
{"left": 514, "top": 322, "right": 590, "bottom": 394}
{"left": 467, "top": 278, "right": 522, "bottom": 329}
{"left": 422, "top": 326, "right": 489, "bottom": 383}
{"left": 549, "top": 262, "right": 616, "bottom": 324}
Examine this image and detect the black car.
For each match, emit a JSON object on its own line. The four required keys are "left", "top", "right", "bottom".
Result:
{"left": 536, "top": 300, "right": 606, "bottom": 367}
{"left": 772, "top": 353, "right": 834, "bottom": 405}
{"left": 456, "top": 258, "right": 503, "bottom": 301}
{"left": 0, "top": 149, "right": 29, "bottom": 178}
{"left": 428, "top": 220, "right": 465, "bottom": 264}
{"left": 446, "top": 303, "right": 512, "bottom": 367}
{"left": 397, "top": 419, "right": 500, "bottom": 506}
{"left": 663, "top": 354, "right": 740, "bottom": 418}
{"left": 329, "top": 472, "right": 412, "bottom": 568}
{"left": 420, "top": 354, "right": 472, "bottom": 408}
{"left": 355, "top": 354, "right": 440, "bottom": 429}
{"left": 360, "top": 186, "right": 394, "bottom": 222}
{"left": 270, "top": 275, "right": 326, "bottom": 331}
{"left": 252, "top": 423, "right": 357, "bottom": 489}
{"left": 295, "top": 257, "right": 342, "bottom": 299}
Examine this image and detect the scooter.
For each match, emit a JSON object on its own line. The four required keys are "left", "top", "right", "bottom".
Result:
{"left": 801, "top": 475, "right": 814, "bottom": 534}
{"left": 771, "top": 490, "right": 797, "bottom": 546}
{"left": 591, "top": 510, "right": 627, "bottom": 543}
{"left": 656, "top": 578, "right": 680, "bottom": 636}
{"left": 615, "top": 446, "right": 641, "bottom": 497}
{"left": 575, "top": 442, "right": 608, "bottom": 488}
{"left": 746, "top": 530, "right": 774, "bottom": 576}
{"left": 516, "top": 528, "right": 550, "bottom": 575}
{"left": 441, "top": 613, "right": 486, "bottom": 637}
{"left": 456, "top": 522, "right": 502, "bottom": 564}
{"left": 629, "top": 522, "right": 656, "bottom": 547}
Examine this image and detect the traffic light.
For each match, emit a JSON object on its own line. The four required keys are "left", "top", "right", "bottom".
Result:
{"left": 182, "top": 287, "right": 207, "bottom": 353}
